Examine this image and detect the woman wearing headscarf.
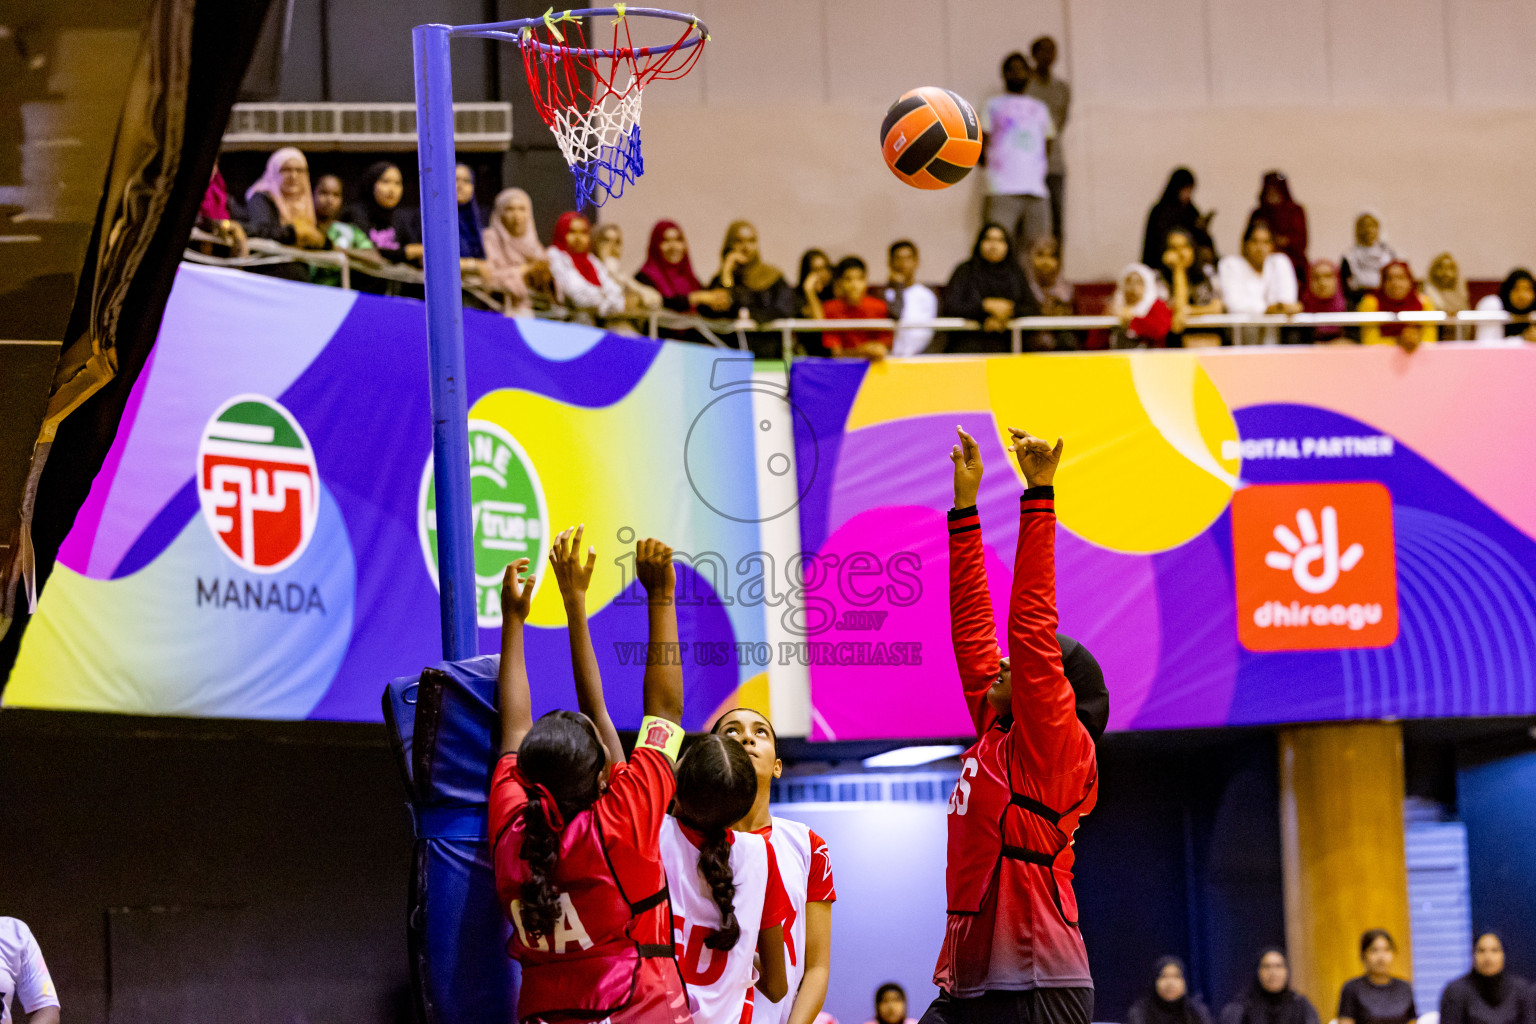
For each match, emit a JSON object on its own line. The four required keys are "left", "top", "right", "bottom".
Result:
{"left": 455, "top": 164, "right": 486, "bottom": 261}
{"left": 1300, "top": 260, "right": 1348, "bottom": 344}
{"left": 1474, "top": 268, "right": 1536, "bottom": 344}
{"left": 1246, "top": 172, "right": 1308, "bottom": 283}
{"left": 344, "top": 161, "right": 422, "bottom": 264}
{"left": 481, "top": 187, "right": 551, "bottom": 315}
{"left": 1422, "top": 252, "right": 1471, "bottom": 341}
{"left": 196, "top": 163, "right": 248, "bottom": 255}
{"left": 1341, "top": 211, "right": 1398, "bottom": 304}
{"left": 546, "top": 211, "right": 627, "bottom": 319}
{"left": 708, "top": 220, "right": 801, "bottom": 356}
{"left": 942, "top": 222, "right": 1039, "bottom": 353}
{"left": 1358, "top": 260, "right": 1436, "bottom": 351}
{"left": 1220, "top": 949, "right": 1321, "bottom": 1024}
{"left": 1111, "top": 263, "right": 1173, "bottom": 348}
{"left": 1143, "top": 167, "right": 1216, "bottom": 271}
{"left": 1127, "top": 958, "right": 1215, "bottom": 1024}
{"left": 1440, "top": 933, "right": 1533, "bottom": 1024}
{"left": 635, "top": 220, "right": 730, "bottom": 314}
{"left": 245, "top": 147, "right": 327, "bottom": 250}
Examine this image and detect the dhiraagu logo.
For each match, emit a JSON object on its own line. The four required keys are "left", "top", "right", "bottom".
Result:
{"left": 418, "top": 419, "right": 548, "bottom": 627}
{"left": 197, "top": 394, "right": 320, "bottom": 574}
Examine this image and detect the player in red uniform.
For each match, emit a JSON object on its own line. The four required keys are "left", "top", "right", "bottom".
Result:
{"left": 921, "top": 426, "right": 1109, "bottom": 1024}
{"left": 714, "top": 708, "right": 838, "bottom": 1024}
{"left": 489, "top": 528, "right": 691, "bottom": 1023}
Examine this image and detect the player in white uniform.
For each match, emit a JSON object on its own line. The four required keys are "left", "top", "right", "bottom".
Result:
{"left": 660, "top": 733, "right": 792, "bottom": 1024}
{"left": 0, "top": 918, "right": 59, "bottom": 1024}
{"left": 714, "top": 709, "right": 838, "bottom": 1024}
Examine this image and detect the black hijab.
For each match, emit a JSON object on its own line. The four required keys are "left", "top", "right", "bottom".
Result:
{"left": 1237, "top": 949, "right": 1313, "bottom": 1024}
{"left": 959, "top": 224, "right": 1031, "bottom": 303}
{"left": 1469, "top": 933, "right": 1511, "bottom": 1007}
{"left": 345, "top": 161, "right": 421, "bottom": 259}
{"left": 1145, "top": 956, "right": 1203, "bottom": 1024}
{"left": 1497, "top": 270, "right": 1536, "bottom": 337}
{"left": 1144, "top": 167, "right": 1214, "bottom": 269}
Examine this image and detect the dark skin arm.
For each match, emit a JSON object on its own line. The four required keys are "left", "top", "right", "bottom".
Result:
{"left": 24, "top": 1009, "right": 59, "bottom": 1024}
{"left": 755, "top": 924, "right": 789, "bottom": 1003}
{"left": 549, "top": 524, "right": 625, "bottom": 765}
{"left": 785, "top": 900, "right": 832, "bottom": 1024}
{"left": 496, "top": 557, "right": 536, "bottom": 755}
{"left": 636, "top": 538, "right": 685, "bottom": 724}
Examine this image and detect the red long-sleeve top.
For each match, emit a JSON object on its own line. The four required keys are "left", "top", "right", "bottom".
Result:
{"left": 933, "top": 486, "right": 1097, "bottom": 996}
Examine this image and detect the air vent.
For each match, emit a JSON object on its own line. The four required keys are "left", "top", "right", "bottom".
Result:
{"left": 222, "top": 102, "right": 512, "bottom": 152}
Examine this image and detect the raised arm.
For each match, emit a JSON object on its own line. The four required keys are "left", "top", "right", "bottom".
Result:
{"left": 1003, "top": 428, "right": 1090, "bottom": 774}
{"left": 949, "top": 425, "right": 1001, "bottom": 734}
{"left": 550, "top": 525, "right": 624, "bottom": 765}
{"left": 496, "top": 558, "right": 536, "bottom": 754}
{"left": 636, "top": 538, "right": 684, "bottom": 724}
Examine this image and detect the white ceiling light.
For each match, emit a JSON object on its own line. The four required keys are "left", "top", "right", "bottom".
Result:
{"left": 862, "top": 745, "right": 966, "bottom": 768}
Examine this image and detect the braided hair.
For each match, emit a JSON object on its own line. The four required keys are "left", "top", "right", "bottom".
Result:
{"left": 516, "top": 710, "right": 605, "bottom": 942}
{"left": 674, "top": 735, "right": 758, "bottom": 951}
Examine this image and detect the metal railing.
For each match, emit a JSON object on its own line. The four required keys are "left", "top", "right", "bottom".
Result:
{"left": 181, "top": 240, "right": 1532, "bottom": 356}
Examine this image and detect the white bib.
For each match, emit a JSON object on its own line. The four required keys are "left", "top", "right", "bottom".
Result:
{"left": 659, "top": 816, "right": 772, "bottom": 1024}
{"left": 753, "top": 818, "right": 818, "bottom": 1024}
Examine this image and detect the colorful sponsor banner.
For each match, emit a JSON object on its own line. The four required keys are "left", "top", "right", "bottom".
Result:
{"left": 4, "top": 265, "right": 775, "bottom": 726}
{"left": 790, "top": 349, "right": 1536, "bottom": 738}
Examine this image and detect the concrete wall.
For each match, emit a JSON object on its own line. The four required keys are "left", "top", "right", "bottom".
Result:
{"left": 602, "top": 0, "right": 1536, "bottom": 283}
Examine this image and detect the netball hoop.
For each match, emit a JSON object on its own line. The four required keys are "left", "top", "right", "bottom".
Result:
{"left": 411, "top": 10, "right": 707, "bottom": 662}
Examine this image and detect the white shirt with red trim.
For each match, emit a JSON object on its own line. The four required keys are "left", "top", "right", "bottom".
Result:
{"left": 0, "top": 918, "right": 57, "bottom": 1024}
{"left": 659, "top": 817, "right": 792, "bottom": 1024}
{"left": 752, "top": 818, "right": 837, "bottom": 1024}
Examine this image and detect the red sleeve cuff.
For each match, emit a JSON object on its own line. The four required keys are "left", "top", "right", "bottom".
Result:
{"left": 1021, "top": 486, "right": 1055, "bottom": 511}
{"left": 949, "top": 506, "right": 981, "bottom": 531}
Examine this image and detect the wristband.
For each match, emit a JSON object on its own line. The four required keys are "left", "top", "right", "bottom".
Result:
{"left": 636, "top": 715, "right": 684, "bottom": 762}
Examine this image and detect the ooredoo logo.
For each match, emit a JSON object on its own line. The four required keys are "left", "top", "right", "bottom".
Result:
{"left": 1232, "top": 482, "right": 1398, "bottom": 652}
{"left": 197, "top": 395, "right": 320, "bottom": 573}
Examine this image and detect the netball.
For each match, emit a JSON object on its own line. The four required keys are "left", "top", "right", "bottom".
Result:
{"left": 880, "top": 86, "right": 984, "bottom": 190}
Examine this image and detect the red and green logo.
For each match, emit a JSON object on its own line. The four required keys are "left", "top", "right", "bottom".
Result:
{"left": 197, "top": 395, "right": 320, "bottom": 573}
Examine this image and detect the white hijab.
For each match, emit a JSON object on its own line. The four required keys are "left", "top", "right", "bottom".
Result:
{"left": 1114, "top": 263, "right": 1160, "bottom": 319}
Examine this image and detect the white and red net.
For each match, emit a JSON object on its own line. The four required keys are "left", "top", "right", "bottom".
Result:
{"left": 519, "top": 8, "right": 706, "bottom": 206}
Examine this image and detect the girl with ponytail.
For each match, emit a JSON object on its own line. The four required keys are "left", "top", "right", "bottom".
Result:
{"left": 488, "top": 529, "right": 691, "bottom": 1024}
{"left": 659, "top": 734, "right": 791, "bottom": 1023}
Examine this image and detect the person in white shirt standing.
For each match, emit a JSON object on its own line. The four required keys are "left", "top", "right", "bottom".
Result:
{"left": 982, "top": 53, "right": 1055, "bottom": 263}
{"left": 1218, "top": 219, "right": 1300, "bottom": 346}
{"left": 882, "top": 240, "right": 941, "bottom": 356}
{"left": 0, "top": 918, "right": 58, "bottom": 1024}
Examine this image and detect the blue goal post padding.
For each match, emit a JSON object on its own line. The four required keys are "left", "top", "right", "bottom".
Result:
{"left": 383, "top": 656, "right": 519, "bottom": 1024}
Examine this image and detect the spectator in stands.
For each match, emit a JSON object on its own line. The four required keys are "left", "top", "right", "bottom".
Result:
{"left": 865, "top": 981, "right": 918, "bottom": 1024}
{"left": 1025, "top": 35, "right": 1071, "bottom": 242}
{"left": 0, "top": 916, "right": 58, "bottom": 1024}
{"left": 635, "top": 220, "right": 732, "bottom": 316}
{"left": 982, "top": 52, "right": 1055, "bottom": 257}
{"left": 710, "top": 220, "right": 800, "bottom": 356}
{"left": 1441, "top": 933, "right": 1532, "bottom": 1024}
{"left": 481, "top": 187, "right": 551, "bottom": 316}
{"left": 1299, "top": 259, "right": 1347, "bottom": 344}
{"left": 1246, "top": 172, "right": 1308, "bottom": 284}
{"left": 1160, "top": 226, "right": 1224, "bottom": 348}
{"left": 797, "top": 249, "right": 834, "bottom": 317}
{"left": 245, "top": 147, "right": 327, "bottom": 251}
{"left": 1475, "top": 269, "right": 1536, "bottom": 345}
{"left": 1220, "top": 219, "right": 1300, "bottom": 345}
{"left": 197, "top": 163, "right": 247, "bottom": 256}
{"left": 546, "top": 211, "right": 626, "bottom": 320}
{"left": 1221, "top": 948, "right": 1321, "bottom": 1024}
{"left": 1423, "top": 252, "right": 1471, "bottom": 341}
{"left": 1337, "top": 929, "right": 1417, "bottom": 1024}
{"left": 1111, "top": 263, "right": 1172, "bottom": 348}
{"left": 309, "top": 174, "right": 375, "bottom": 287}
{"left": 594, "top": 223, "right": 662, "bottom": 311}
{"left": 1341, "top": 211, "right": 1397, "bottom": 304}
{"left": 881, "top": 239, "right": 939, "bottom": 355}
{"left": 1143, "top": 167, "right": 1216, "bottom": 272}
{"left": 346, "top": 161, "right": 423, "bottom": 264}
{"left": 1358, "top": 260, "right": 1436, "bottom": 352}
{"left": 821, "top": 256, "right": 891, "bottom": 361}
{"left": 455, "top": 164, "right": 487, "bottom": 274}
{"left": 1128, "top": 957, "right": 1214, "bottom": 1024}
{"left": 1024, "top": 235, "right": 1077, "bottom": 351}
{"left": 942, "top": 222, "right": 1037, "bottom": 353}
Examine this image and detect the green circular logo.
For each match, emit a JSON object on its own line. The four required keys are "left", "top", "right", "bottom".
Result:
{"left": 418, "top": 419, "right": 549, "bottom": 627}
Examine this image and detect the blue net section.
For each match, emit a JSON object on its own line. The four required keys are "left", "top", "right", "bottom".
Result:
{"left": 572, "top": 124, "right": 644, "bottom": 207}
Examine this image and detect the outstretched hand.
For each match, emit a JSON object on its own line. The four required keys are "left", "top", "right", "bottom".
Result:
{"left": 1006, "top": 427, "right": 1064, "bottom": 489}
{"left": 500, "top": 558, "right": 535, "bottom": 623}
{"left": 636, "top": 538, "right": 675, "bottom": 599}
{"left": 549, "top": 525, "right": 597, "bottom": 605}
{"left": 950, "top": 425, "right": 984, "bottom": 508}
